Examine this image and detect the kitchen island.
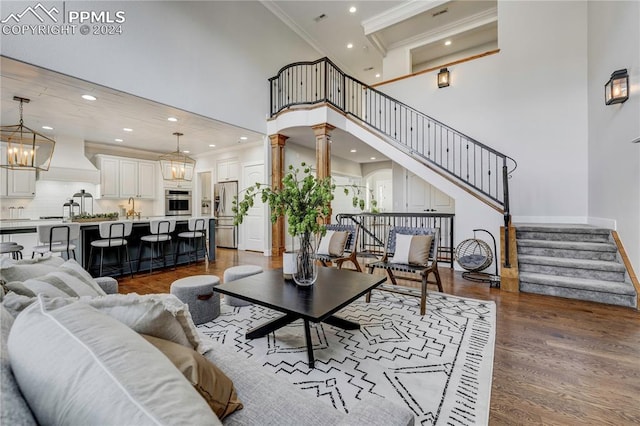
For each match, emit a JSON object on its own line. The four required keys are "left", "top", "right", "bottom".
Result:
{"left": 0, "top": 217, "right": 216, "bottom": 277}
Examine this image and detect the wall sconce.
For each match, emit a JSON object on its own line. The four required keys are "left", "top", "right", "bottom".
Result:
{"left": 605, "top": 69, "right": 628, "bottom": 105}
{"left": 437, "top": 68, "right": 450, "bottom": 88}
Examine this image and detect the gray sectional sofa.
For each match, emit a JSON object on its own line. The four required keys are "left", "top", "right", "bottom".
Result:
{"left": 0, "top": 257, "right": 414, "bottom": 425}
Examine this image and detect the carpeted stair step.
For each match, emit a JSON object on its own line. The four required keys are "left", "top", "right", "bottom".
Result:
{"left": 519, "top": 272, "right": 636, "bottom": 308}
{"left": 516, "top": 239, "right": 618, "bottom": 261}
{"left": 515, "top": 225, "right": 611, "bottom": 243}
{"left": 518, "top": 255, "right": 626, "bottom": 282}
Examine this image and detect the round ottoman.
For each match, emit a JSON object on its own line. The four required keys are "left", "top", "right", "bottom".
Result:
{"left": 170, "top": 275, "right": 221, "bottom": 325}
{"left": 223, "top": 265, "right": 263, "bottom": 307}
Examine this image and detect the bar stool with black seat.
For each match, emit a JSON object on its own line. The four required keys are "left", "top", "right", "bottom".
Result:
{"left": 87, "top": 220, "right": 133, "bottom": 278}
{"left": 174, "top": 217, "right": 208, "bottom": 265}
{"left": 137, "top": 219, "right": 176, "bottom": 273}
{"left": 0, "top": 242, "right": 23, "bottom": 260}
{"left": 32, "top": 223, "right": 80, "bottom": 260}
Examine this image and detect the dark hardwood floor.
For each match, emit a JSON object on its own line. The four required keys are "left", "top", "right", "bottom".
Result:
{"left": 119, "top": 248, "right": 640, "bottom": 425}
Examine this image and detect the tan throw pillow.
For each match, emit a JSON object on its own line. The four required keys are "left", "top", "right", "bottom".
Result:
{"left": 328, "top": 231, "right": 349, "bottom": 256}
{"left": 141, "top": 334, "right": 243, "bottom": 420}
{"left": 390, "top": 234, "right": 433, "bottom": 265}
{"left": 317, "top": 230, "right": 349, "bottom": 256}
{"left": 408, "top": 235, "right": 433, "bottom": 265}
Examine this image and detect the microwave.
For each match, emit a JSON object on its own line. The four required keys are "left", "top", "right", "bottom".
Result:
{"left": 165, "top": 190, "right": 192, "bottom": 216}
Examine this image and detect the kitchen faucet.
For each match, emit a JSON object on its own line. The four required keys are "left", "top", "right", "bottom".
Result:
{"left": 127, "top": 197, "right": 140, "bottom": 219}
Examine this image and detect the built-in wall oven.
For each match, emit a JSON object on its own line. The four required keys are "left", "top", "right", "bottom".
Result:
{"left": 165, "top": 190, "right": 192, "bottom": 216}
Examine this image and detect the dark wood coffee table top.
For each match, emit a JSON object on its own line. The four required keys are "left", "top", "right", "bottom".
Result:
{"left": 215, "top": 267, "right": 385, "bottom": 322}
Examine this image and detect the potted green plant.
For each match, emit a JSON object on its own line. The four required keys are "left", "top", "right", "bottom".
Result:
{"left": 233, "top": 162, "right": 372, "bottom": 285}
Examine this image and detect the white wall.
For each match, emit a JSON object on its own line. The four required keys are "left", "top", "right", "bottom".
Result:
{"left": 587, "top": 1, "right": 640, "bottom": 272}
{"left": 378, "top": 1, "right": 590, "bottom": 223}
{"left": 0, "top": 1, "right": 320, "bottom": 134}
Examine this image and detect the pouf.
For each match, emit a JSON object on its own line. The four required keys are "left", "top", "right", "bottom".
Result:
{"left": 170, "top": 275, "right": 220, "bottom": 325}
{"left": 223, "top": 265, "right": 263, "bottom": 307}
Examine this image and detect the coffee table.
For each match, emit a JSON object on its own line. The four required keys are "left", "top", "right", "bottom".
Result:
{"left": 214, "top": 267, "right": 385, "bottom": 368}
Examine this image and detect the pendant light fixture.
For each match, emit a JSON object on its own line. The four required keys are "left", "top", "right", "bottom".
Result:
{"left": 1, "top": 96, "right": 55, "bottom": 171}
{"left": 159, "top": 132, "right": 195, "bottom": 181}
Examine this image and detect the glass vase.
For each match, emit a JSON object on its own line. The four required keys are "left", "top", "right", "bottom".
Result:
{"left": 293, "top": 232, "right": 318, "bottom": 286}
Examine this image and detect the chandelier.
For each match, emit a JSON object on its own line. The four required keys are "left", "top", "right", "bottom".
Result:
{"left": 1, "top": 96, "right": 55, "bottom": 171}
{"left": 159, "top": 132, "right": 195, "bottom": 181}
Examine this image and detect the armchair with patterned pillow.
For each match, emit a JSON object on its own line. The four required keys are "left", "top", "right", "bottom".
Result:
{"left": 366, "top": 226, "right": 443, "bottom": 315}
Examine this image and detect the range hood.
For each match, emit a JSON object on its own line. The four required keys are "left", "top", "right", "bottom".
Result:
{"left": 37, "top": 137, "right": 100, "bottom": 184}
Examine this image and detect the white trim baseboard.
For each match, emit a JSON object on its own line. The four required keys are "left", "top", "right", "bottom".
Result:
{"left": 587, "top": 216, "right": 617, "bottom": 230}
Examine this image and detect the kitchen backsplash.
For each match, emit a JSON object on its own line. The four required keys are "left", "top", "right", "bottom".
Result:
{"left": 1, "top": 181, "right": 161, "bottom": 219}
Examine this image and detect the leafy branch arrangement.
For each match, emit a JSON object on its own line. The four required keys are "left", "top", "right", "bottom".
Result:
{"left": 232, "top": 162, "right": 374, "bottom": 236}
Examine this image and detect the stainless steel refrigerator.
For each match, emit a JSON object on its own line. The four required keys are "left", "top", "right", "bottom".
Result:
{"left": 214, "top": 181, "right": 238, "bottom": 248}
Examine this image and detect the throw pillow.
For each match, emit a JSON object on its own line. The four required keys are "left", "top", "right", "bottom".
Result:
{"left": 317, "top": 230, "right": 335, "bottom": 255}
{"left": 6, "top": 269, "right": 106, "bottom": 298}
{"left": 390, "top": 234, "right": 433, "bottom": 265}
{"left": 8, "top": 293, "right": 208, "bottom": 354}
{"left": 317, "top": 230, "right": 349, "bottom": 256}
{"left": 142, "top": 334, "right": 243, "bottom": 420}
{"left": 0, "top": 258, "right": 62, "bottom": 283}
{"left": 8, "top": 296, "right": 221, "bottom": 425}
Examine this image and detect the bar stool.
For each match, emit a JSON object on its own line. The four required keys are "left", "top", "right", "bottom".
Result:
{"left": 87, "top": 220, "right": 133, "bottom": 278}
{"left": 0, "top": 242, "right": 23, "bottom": 260}
{"left": 32, "top": 223, "right": 80, "bottom": 260}
{"left": 137, "top": 219, "right": 176, "bottom": 273}
{"left": 174, "top": 217, "right": 208, "bottom": 265}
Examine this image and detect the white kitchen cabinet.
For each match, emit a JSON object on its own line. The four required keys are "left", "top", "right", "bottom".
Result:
{"left": 119, "top": 158, "right": 155, "bottom": 199}
{"left": 94, "top": 155, "right": 120, "bottom": 199}
{"left": 217, "top": 159, "right": 239, "bottom": 182}
{"left": 7, "top": 169, "right": 36, "bottom": 197}
{"left": 95, "top": 155, "right": 155, "bottom": 199}
{"left": 0, "top": 147, "right": 36, "bottom": 198}
{"left": 137, "top": 161, "right": 155, "bottom": 198}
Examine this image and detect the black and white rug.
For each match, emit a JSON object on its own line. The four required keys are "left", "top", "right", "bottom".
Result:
{"left": 197, "top": 290, "right": 495, "bottom": 425}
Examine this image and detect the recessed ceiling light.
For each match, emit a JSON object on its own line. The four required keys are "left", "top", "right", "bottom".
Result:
{"left": 350, "top": 149, "right": 357, "bottom": 153}
{"left": 347, "top": 43, "right": 353, "bottom": 49}
{"left": 349, "top": 6, "right": 357, "bottom": 13}
{"left": 444, "top": 40, "right": 452, "bottom": 46}
{"left": 115, "top": 138, "right": 123, "bottom": 142}
{"left": 42, "top": 125, "right": 53, "bottom": 130}
{"left": 370, "top": 157, "right": 376, "bottom": 160}
{"left": 209, "top": 144, "right": 216, "bottom": 148}
{"left": 240, "top": 136, "right": 248, "bottom": 140}
{"left": 375, "top": 73, "right": 381, "bottom": 78}
{"left": 183, "top": 150, "right": 190, "bottom": 154}
{"left": 167, "top": 117, "right": 178, "bottom": 122}
{"left": 81, "top": 94, "right": 96, "bottom": 101}
{"left": 123, "top": 128, "right": 133, "bottom": 132}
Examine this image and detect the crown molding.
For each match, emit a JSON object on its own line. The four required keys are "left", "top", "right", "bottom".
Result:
{"left": 387, "top": 7, "right": 497, "bottom": 51}
{"left": 362, "top": 0, "right": 449, "bottom": 35}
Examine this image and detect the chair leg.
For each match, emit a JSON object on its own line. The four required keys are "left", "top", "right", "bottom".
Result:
{"left": 169, "top": 240, "right": 175, "bottom": 269}
{"left": 87, "top": 246, "right": 95, "bottom": 275}
{"left": 125, "top": 245, "right": 133, "bottom": 278}
{"left": 136, "top": 242, "right": 145, "bottom": 273}
{"left": 386, "top": 269, "right": 398, "bottom": 285}
{"left": 99, "top": 248, "right": 104, "bottom": 277}
{"left": 420, "top": 272, "right": 428, "bottom": 316}
{"left": 433, "top": 267, "right": 443, "bottom": 292}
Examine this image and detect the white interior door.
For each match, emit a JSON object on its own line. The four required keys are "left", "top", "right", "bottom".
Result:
{"left": 241, "top": 163, "right": 265, "bottom": 252}
{"left": 406, "top": 172, "right": 455, "bottom": 214}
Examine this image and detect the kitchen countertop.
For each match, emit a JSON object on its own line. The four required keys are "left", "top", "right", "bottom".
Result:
{"left": 0, "top": 216, "right": 216, "bottom": 234}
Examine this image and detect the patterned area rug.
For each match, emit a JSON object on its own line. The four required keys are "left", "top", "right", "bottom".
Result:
{"left": 197, "top": 290, "right": 495, "bottom": 425}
